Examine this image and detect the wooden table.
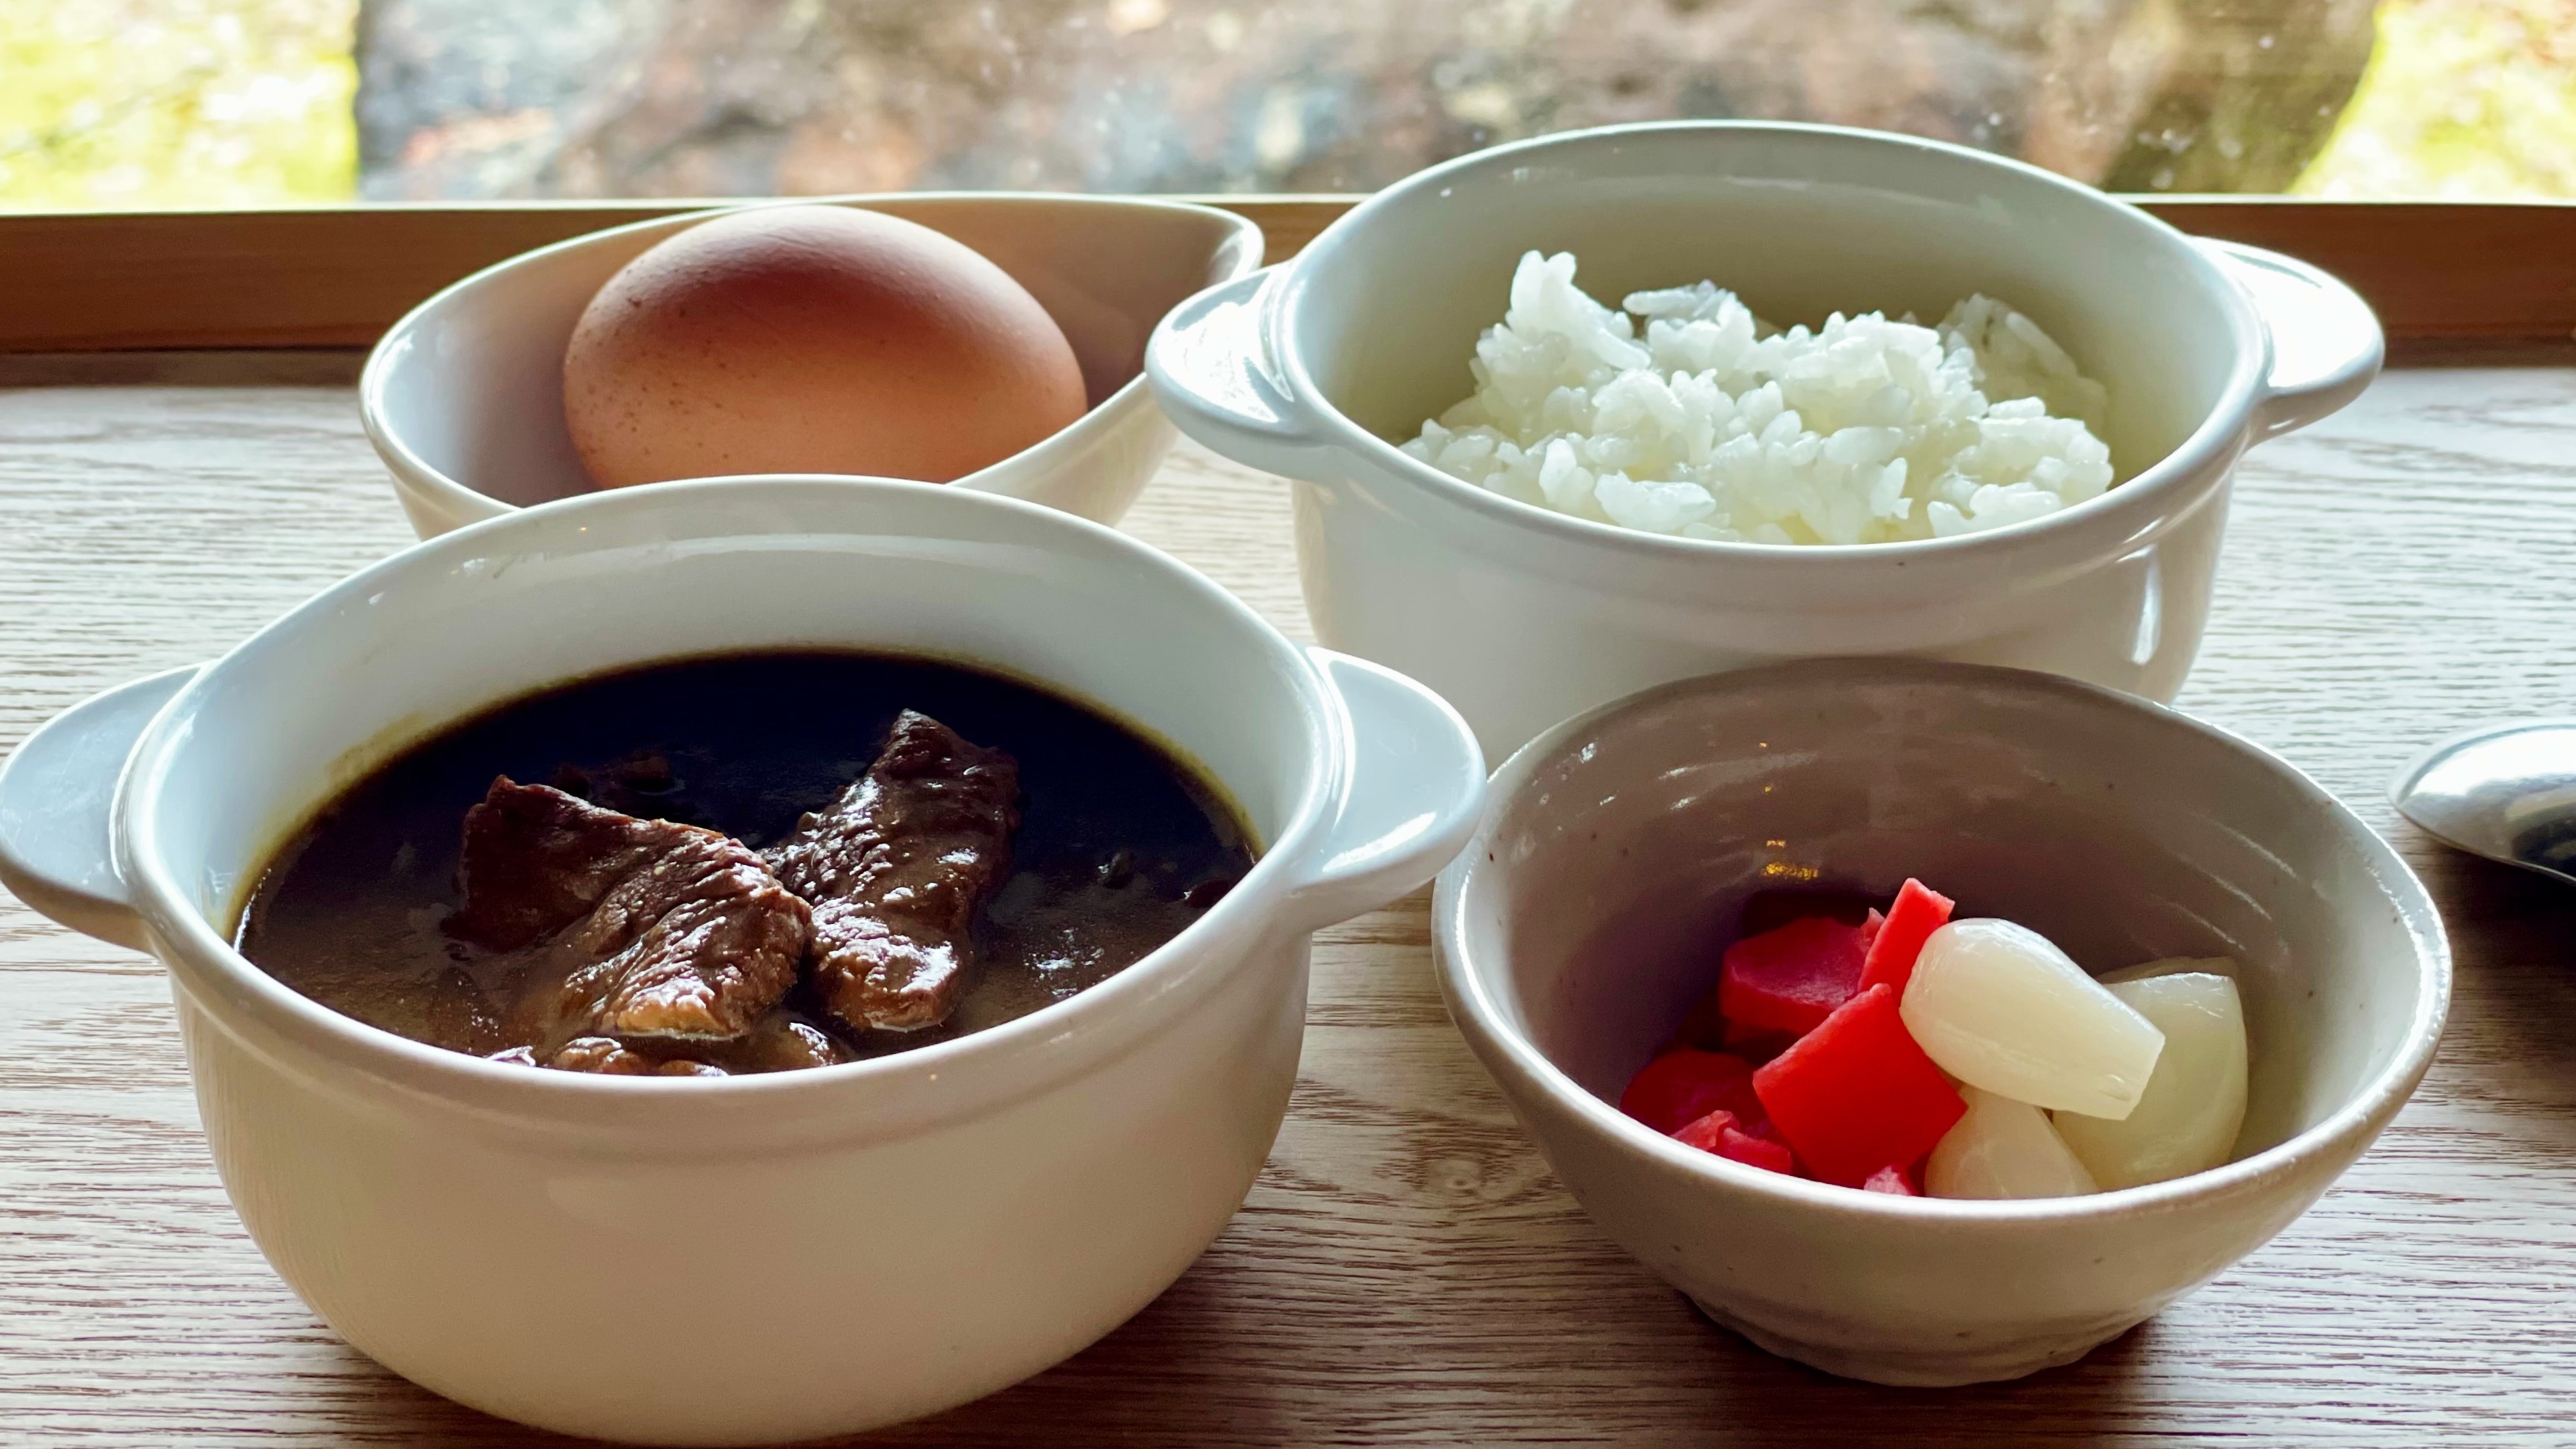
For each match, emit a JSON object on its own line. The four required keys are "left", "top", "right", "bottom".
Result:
{"left": 3, "top": 345, "right": 2572, "bottom": 1445}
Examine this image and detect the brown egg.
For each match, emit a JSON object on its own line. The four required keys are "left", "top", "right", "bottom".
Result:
{"left": 562, "top": 205, "right": 1089, "bottom": 488}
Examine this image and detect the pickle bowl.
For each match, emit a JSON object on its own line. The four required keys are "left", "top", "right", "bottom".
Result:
{"left": 1431, "top": 656, "right": 2447, "bottom": 1387}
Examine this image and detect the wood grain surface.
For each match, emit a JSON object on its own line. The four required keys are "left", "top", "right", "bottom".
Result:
{"left": 5, "top": 198, "right": 2576, "bottom": 352}
{"left": 2, "top": 350, "right": 2573, "bottom": 1446}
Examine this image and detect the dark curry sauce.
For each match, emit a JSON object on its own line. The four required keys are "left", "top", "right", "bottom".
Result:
{"left": 235, "top": 650, "right": 1257, "bottom": 1070}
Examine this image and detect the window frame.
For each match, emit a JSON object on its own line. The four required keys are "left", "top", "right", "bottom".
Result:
{"left": 0, "top": 198, "right": 2567, "bottom": 352}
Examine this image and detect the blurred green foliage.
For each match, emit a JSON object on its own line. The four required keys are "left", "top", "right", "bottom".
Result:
{"left": 2300, "top": 0, "right": 2576, "bottom": 196}
{"left": 0, "top": 0, "right": 2570, "bottom": 207}
{"left": 0, "top": 0, "right": 356, "bottom": 210}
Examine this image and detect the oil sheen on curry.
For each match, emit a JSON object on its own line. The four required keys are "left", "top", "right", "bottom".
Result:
{"left": 236, "top": 651, "right": 1257, "bottom": 1076}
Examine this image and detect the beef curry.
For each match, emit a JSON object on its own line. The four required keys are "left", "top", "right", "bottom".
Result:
{"left": 236, "top": 651, "right": 1255, "bottom": 1075}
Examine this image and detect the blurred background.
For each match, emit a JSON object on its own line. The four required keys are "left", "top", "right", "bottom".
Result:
{"left": 2, "top": 0, "right": 2569, "bottom": 209}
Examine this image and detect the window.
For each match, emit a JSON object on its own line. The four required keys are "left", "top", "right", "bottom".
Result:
{"left": 5, "top": 0, "right": 2571, "bottom": 209}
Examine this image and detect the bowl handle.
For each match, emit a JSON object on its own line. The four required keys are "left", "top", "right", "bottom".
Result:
{"left": 1146, "top": 267, "right": 1333, "bottom": 479}
{"left": 1279, "top": 648, "right": 1487, "bottom": 934}
{"left": 0, "top": 665, "right": 195, "bottom": 952}
{"left": 2197, "top": 238, "right": 2385, "bottom": 443}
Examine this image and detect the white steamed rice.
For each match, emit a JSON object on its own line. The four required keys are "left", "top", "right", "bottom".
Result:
{"left": 1399, "top": 251, "right": 2115, "bottom": 545}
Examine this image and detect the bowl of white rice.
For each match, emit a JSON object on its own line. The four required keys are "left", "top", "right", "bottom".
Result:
{"left": 1146, "top": 122, "right": 2382, "bottom": 758}
{"left": 1406, "top": 256, "right": 2115, "bottom": 545}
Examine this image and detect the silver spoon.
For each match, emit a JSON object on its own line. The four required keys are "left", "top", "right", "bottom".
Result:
{"left": 2389, "top": 721, "right": 2576, "bottom": 887}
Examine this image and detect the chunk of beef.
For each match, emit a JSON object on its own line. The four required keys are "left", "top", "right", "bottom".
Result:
{"left": 655, "top": 1059, "right": 730, "bottom": 1078}
{"left": 486, "top": 1038, "right": 731, "bottom": 1077}
{"left": 711, "top": 1013, "right": 848, "bottom": 1072}
{"left": 545, "top": 1036, "right": 656, "bottom": 1074}
{"left": 542, "top": 1038, "right": 730, "bottom": 1076}
{"left": 448, "top": 778, "right": 810, "bottom": 1043}
{"left": 764, "top": 711, "right": 1020, "bottom": 1032}
{"left": 493, "top": 1019, "right": 847, "bottom": 1075}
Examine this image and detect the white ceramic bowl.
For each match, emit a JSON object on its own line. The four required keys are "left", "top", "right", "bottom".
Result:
{"left": 364, "top": 194, "right": 1264, "bottom": 538}
{"left": 0, "top": 478, "right": 1484, "bottom": 1445}
{"left": 1148, "top": 122, "right": 2384, "bottom": 761}
{"left": 1432, "top": 658, "right": 2445, "bottom": 1387}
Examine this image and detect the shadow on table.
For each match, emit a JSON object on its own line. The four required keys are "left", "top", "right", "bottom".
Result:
{"left": 863, "top": 1278, "right": 2168, "bottom": 1448}
{"left": 318, "top": 1252, "right": 2164, "bottom": 1449}
{"left": 2414, "top": 845, "right": 2576, "bottom": 1132}
{"left": 1659, "top": 1310, "right": 2167, "bottom": 1448}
